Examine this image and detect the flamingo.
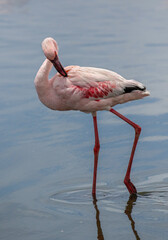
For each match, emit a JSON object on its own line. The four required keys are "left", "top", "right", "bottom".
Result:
{"left": 34, "top": 37, "right": 150, "bottom": 196}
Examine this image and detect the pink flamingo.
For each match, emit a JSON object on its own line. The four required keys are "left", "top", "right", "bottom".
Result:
{"left": 34, "top": 37, "right": 150, "bottom": 196}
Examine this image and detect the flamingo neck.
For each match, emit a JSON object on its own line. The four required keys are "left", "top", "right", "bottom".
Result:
{"left": 34, "top": 59, "right": 53, "bottom": 93}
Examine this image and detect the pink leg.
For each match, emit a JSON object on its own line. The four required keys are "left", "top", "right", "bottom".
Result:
{"left": 110, "top": 108, "right": 141, "bottom": 195}
{"left": 92, "top": 114, "right": 100, "bottom": 196}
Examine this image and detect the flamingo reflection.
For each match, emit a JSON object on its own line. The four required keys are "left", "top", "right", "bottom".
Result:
{"left": 92, "top": 194, "right": 140, "bottom": 240}
{"left": 92, "top": 195, "right": 104, "bottom": 240}
{"left": 125, "top": 195, "right": 141, "bottom": 240}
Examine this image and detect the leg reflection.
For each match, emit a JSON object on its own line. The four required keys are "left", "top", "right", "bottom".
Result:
{"left": 125, "top": 195, "right": 140, "bottom": 240}
{"left": 92, "top": 195, "right": 104, "bottom": 240}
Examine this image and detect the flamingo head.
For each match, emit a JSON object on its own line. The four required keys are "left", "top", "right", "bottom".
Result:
{"left": 42, "top": 37, "right": 67, "bottom": 77}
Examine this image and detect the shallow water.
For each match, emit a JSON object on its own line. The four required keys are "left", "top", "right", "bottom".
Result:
{"left": 0, "top": 0, "right": 168, "bottom": 239}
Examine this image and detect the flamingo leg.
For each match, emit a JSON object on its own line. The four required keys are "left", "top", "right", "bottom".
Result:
{"left": 92, "top": 113, "right": 100, "bottom": 196}
{"left": 110, "top": 108, "right": 141, "bottom": 195}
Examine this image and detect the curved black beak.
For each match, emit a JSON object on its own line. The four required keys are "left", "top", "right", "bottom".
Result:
{"left": 50, "top": 55, "right": 67, "bottom": 77}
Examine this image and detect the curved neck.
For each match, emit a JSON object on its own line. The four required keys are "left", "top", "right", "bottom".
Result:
{"left": 34, "top": 59, "right": 53, "bottom": 99}
{"left": 34, "top": 59, "right": 52, "bottom": 86}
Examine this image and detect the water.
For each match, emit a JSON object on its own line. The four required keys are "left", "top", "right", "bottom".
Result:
{"left": 0, "top": 0, "right": 168, "bottom": 239}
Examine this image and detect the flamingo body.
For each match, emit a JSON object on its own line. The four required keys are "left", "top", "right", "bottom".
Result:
{"left": 35, "top": 61, "right": 149, "bottom": 113}
{"left": 34, "top": 37, "right": 150, "bottom": 196}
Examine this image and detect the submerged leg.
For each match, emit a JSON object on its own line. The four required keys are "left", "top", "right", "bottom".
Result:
{"left": 92, "top": 113, "right": 100, "bottom": 196}
{"left": 110, "top": 108, "right": 141, "bottom": 195}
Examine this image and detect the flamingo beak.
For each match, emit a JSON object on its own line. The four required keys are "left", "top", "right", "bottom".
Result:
{"left": 50, "top": 55, "right": 67, "bottom": 77}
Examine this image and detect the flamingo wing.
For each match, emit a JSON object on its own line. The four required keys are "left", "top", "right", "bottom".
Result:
{"left": 65, "top": 66, "right": 126, "bottom": 100}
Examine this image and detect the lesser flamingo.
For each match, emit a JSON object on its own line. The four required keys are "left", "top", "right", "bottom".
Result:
{"left": 34, "top": 37, "right": 150, "bottom": 196}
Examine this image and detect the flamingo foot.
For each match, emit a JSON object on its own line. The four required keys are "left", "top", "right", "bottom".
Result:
{"left": 124, "top": 178, "right": 137, "bottom": 195}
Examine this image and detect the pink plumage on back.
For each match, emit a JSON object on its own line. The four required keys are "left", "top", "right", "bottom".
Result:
{"left": 34, "top": 37, "right": 150, "bottom": 196}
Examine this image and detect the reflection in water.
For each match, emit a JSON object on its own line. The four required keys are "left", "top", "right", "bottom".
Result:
{"left": 0, "top": 0, "right": 29, "bottom": 14}
{"left": 92, "top": 195, "right": 104, "bottom": 240}
{"left": 92, "top": 194, "right": 141, "bottom": 240}
{"left": 50, "top": 185, "right": 168, "bottom": 239}
{"left": 125, "top": 195, "right": 140, "bottom": 240}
